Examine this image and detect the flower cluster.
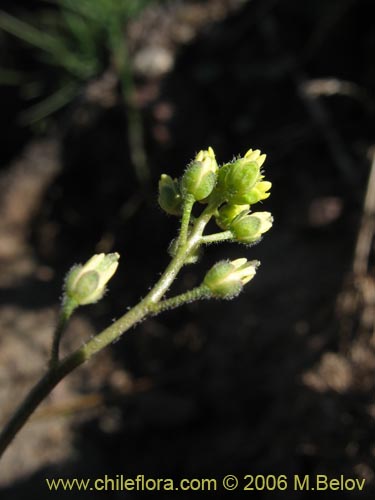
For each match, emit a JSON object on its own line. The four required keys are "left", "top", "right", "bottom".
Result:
{"left": 159, "top": 147, "right": 273, "bottom": 244}
{"left": 158, "top": 146, "right": 273, "bottom": 297}
{"left": 0, "top": 147, "right": 273, "bottom": 459}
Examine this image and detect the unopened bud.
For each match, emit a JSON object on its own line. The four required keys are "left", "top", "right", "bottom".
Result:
{"left": 65, "top": 253, "right": 119, "bottom": 306}
{"left": 246, "top": 180, "right": 272, "bottom": 204}
{"left": 158, "top": 174, "right": 182, "bottom": 216}
{"left": 244, "top": 148, "right": 266, "bottom": 166}
{"left": 217, "top": 149, "right": 268, "bottom": 205}
{"left": 217, "top": 161, "right": 259, "bottom": 205}
{"left": 181, "top": 147, "right": 218, "bottom": 201}
{"left": 230, "top": 211, "right": 273, "bottom": 244}
{"left": 203, "top": 258, "right": 259, "bottom": 299}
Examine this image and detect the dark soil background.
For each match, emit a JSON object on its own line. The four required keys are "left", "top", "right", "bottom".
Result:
{"left": 0, "top": 0, "right": 375, "bottom": 498}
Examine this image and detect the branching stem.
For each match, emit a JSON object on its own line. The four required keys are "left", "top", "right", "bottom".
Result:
{"left": 178, "top": 194, "right": 195, "bottom": 249}
{"left": 149, "top": 286, "right": 211, "bottom": 315}
{"left": 0, "top": 199, "right": 216, "bottom": 459}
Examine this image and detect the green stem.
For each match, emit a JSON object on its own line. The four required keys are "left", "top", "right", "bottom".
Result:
{"left": 0, "top": 186, "right": 224, "bottom": 460}
{"left": 149, "top": 201, "right": 219, "bottom": 305}
{"left": 0, "top": 205, "right": 217, "bottom": 458}
{"left": 0, "top": 299, "right": 148, "bottom": 459}
{"left": 49, "top": 298, "right": 77, "bottom": 369}
{"left": 178, "top": 194, "right": 195, "bottom": 249}
{"left": 201, "top": 231, "right": 233, "bottom": 245}
{"left": 149, "top": 286, "right": 211, "bottom": 315}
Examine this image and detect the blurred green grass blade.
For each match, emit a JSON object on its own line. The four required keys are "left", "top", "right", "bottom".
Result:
{"left": 20, "top": 80, "right": 45, "bottom": 100}
{"left": 61, "top": 10, "right": 99, "bottom": 59}
{"left": 123, "top": 0, "right": 153, "bottom": 19}
{"left": 49, "top": 0, "right": 102, "bottom": 22}
{"left": 0, "top": 10, "right": 65, "bottom": 56}
{"left": 18, "top": 82, "right": 78, "bottom": 124}
{"left": 39, "top": 48, "right": 98, "bottom": 80}
{"left": 0, "top": 11, "right": 101, "bottom": 79}
{"left": 0, "top": 67, "right": 26, "bottom": 85}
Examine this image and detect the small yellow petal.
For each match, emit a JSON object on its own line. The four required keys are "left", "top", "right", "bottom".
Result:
{"left": 245, "top": 149, "right": 261, "bottom": 161}
{"left": 257, "top": 154, "right": 267, "bottom": 167}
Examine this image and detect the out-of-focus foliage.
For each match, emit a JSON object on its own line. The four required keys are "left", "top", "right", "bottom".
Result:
{"left": 0, "top": 0, "right": 156, "bottom": 124}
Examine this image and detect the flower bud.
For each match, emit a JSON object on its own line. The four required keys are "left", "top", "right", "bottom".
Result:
{"left": 217, "top": 161, "right": 259, "bottom": 205}
{"left": 158, "top": 174, "right": 182, "bottom": 216}
{"left": 215, "top": 203, "right": 250, "bottom": 230}
{"left": 65, "top": 253, "right": 119, "bottom": 306}
{"left": 181, "top": 147, "right": 218, "bottom": 201}
{"left": 244, "top": 148, "right": 266, "bottom": 166}
{"left": 203, "top": 258, "right": 259, "bottom": 299}
{"left": 217, "top": 149, "right": 267, "bottom": 205}
{"left": 230, "top": 211, "right": 273, "bottom": 244}
{"left": 246, "top": 180, "right": 272, "bottom": 205}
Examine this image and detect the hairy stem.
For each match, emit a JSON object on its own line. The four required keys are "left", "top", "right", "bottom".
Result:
{"left": 149, "top": 286, "right": 211, "bottom": 315}
{"left": 0, "top": 205, "right": 216, "bottom": 459}
{"left": 49, "top": 298, "right": 77, "bottom": 368}
{"left": 0, "top": 299, "right": 148, "bottom": 458}
{"left": 201, "top": 231, "right": 233, "bottom": 245}
{"left": 178, "top": 194, "right": 195, "bottom": 249}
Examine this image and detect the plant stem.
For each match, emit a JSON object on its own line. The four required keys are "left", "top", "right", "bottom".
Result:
{"left": 0, "top": 206, "right": 216, "bottom": 458}
{"left": 178, "top": 194, "right": 195, "bottom": 249}
{"left": 147, "top": 203, "right": 215, "bottom": 304}
{"left": 149, "top": 286, "right": 211, "bottom": 315}
{"left": 0, "top": 299, "right": 148, "bottom": 459}
{"left": 49, "top": 298, "right": 77, "bottom": 369}
{"left": 201, "top": 231, "right": 233, "bottom": 245}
